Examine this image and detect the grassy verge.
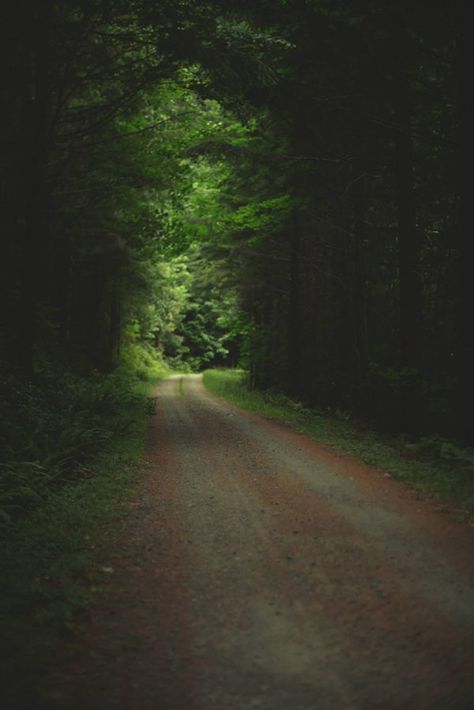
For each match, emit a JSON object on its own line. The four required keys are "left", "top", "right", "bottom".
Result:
{"left": 203, "top": 369, "right": 474, "bottom": 516}
{"left": 0, "top": 347, "right": 170, "bottom": 708}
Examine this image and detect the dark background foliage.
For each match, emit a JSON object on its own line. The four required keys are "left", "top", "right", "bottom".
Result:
{"left": 1, "top": 0, "right": 473, "bottom": 524}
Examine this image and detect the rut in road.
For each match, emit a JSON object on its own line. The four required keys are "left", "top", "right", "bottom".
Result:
{"left": 51, "top": 374, "right": 474, "bottom": 709}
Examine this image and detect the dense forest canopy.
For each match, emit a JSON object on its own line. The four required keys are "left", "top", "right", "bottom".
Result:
{"left": 1, "top": 0, "right": 473, "bottom": 469}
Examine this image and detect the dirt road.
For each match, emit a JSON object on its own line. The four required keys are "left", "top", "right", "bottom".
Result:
{"left": 52, "top": 374, "right": 474, "bottom": 709}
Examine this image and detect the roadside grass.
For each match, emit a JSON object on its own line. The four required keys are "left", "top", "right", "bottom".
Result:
{"left": 0, "top": 347, "right": 171, "bottom": 708}
{"left": 203, "top": 369, "right": 474, "bottom": 516}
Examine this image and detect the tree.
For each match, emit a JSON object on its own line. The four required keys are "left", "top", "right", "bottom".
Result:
{"left": 0, "top": 0, "right": 467, "bottom": 442}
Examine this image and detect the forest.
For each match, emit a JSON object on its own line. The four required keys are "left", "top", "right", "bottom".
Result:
{"left": 1, "top": 0, "right": 473, "bottom": 527}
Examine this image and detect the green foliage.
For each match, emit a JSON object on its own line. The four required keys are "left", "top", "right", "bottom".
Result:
{"left": 224, "top": 194, "right": 291, "bottom": 237}
{"left": 0, "top": 346, "right": 168, "bottom": 526}
{"left": 120, "top": 342, "right": 172, "bottom": 382}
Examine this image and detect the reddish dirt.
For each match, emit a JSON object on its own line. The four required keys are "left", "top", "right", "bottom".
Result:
{"left": 47, "top": 374, "right": 474, "bottom": 709}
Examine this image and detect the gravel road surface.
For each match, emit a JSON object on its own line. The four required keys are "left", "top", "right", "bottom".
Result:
{"left": 51, "top": 374, "right": 474, "bottom": 709}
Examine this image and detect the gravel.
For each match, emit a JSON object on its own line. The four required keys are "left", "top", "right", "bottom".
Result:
{"left": 49, "top": 374, "right": 474, "bottom": 710}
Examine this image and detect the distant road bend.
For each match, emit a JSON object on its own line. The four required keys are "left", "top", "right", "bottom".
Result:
{"left": 55, "top": 374, "right": 474, "bottom": 710}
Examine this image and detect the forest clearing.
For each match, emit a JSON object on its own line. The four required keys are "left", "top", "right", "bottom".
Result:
{"left": 1, "top": 2, "right": 474, "bottom": 708}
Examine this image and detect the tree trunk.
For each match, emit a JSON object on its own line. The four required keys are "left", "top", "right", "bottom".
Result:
{"left": 457, "top": 2, "right": 474, "bottom": 443}
{"left": 289, "top": 209, "right": 302, "bottom": 397}
{"left": 17, "top": 1, "right": 53, "bottom": 371}
{"left": 350, "top": 160, "right": 369, "bottom": 404}
{"left": 394, "top": 69, "right": 422, "bottom": 433}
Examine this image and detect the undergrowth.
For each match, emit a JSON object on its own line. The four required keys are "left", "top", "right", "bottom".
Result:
{"left": 0, "top": 343, "right": 170, "bottom": 707}
{"left": 203, "top": 369, "right": 474, "bottom": 516}
{"left": 0, "top": 344, "right": 168, "bottom": 525}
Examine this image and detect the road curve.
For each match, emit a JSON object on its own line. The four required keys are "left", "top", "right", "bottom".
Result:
{"left": 52, "top": 374, "right": 474, "bottom": 709}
